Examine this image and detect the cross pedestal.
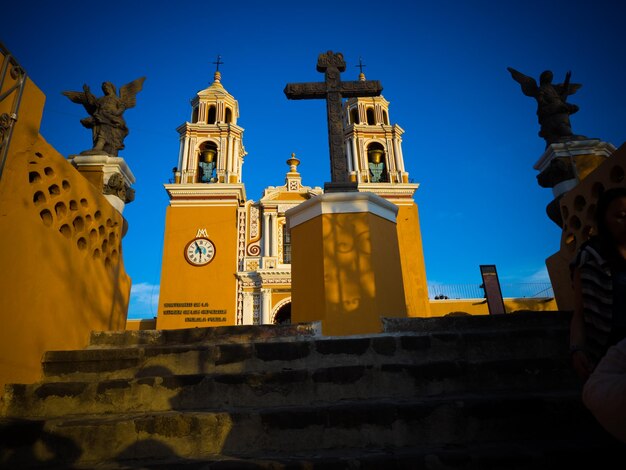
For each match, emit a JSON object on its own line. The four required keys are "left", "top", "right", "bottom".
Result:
{"left": 286, "top": 192, "right": 408, "bottom": 336}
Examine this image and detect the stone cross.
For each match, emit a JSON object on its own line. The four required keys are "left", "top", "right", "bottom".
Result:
{"left": 284, "top": 51, "right": 382, "bottom": 190}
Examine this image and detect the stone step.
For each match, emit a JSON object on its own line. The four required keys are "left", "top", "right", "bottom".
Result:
{"left": 87, "top": 322, "right": 322, "bottom": 349}
{"left": 2, "top": 357, "right": 579, "bottom": 418}
{"left": 0, "top": 391, "right": 612, "bottom": 468}
{"left": 40, "top": 326, "right": 569, "bottom": 382}
{"left": 65, "top": 439, "right": 626, "bottom": 470}
{"left": 382, "top": 311, "right": 570, "bottom": 333}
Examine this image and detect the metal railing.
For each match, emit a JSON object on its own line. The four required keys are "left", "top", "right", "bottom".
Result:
{"left": 0, "top": 42, "right": 27, "bottom": 182}
{"left": 428, "top": 282, "right": 554, "bottom": 300}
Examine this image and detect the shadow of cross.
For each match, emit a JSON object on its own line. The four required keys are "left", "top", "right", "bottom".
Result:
{"left": 284, "top": 51, "right": 382, "bottom": 191}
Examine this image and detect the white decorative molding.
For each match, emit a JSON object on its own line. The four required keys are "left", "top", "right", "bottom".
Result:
{"left": 164, "top": 183, "right": 246, "bottom": 206}
{"left": 286, "top": 192, "right": 399, "bottom": 229}
{"left": 249, "top": 205, "right": 259, "bottom": 238}
{"left": 237, "top": 207, "right": 247, "bottom": 271}
{"left": 357, "top": 182, "right": 419, "bottom": 204}
{"left": 534, "top": 139, "right": 616, "bottom": 172}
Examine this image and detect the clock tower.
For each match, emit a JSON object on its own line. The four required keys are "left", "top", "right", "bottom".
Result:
{"left": 157, "top": 69, "right": 247, "bottom": 329}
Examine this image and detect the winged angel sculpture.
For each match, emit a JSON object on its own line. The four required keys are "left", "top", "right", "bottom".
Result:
{"left": 507, "top": 67, "right": 585, "bottom": 146}
{"left": 63, "top": 77, "right": 145, "bottom": 156}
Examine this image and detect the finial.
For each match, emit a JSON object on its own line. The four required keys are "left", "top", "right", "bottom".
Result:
{"left": 212, "top": 55, "right": 224, "bottom": 82}
{"left": 356, "top": 56, "right": 366, "bottom": 81}
{"left": 287, "top": 153, "right": 300, "bottom": 173}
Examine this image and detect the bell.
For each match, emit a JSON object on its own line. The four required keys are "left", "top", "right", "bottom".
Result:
{"left": 368, "top": 149, "right": 384, "bottom": 164}
{"left": 201, "top": 148, "right": 216, "bottom": 163}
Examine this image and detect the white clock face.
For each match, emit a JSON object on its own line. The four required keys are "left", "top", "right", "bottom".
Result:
{"left": 184, "top": 237, "right": 216, "bottom": 266}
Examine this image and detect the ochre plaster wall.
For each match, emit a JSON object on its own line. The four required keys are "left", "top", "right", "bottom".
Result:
{"left": 429, "top": 298, "right": 558, "bottom": 317}
{"left": 0, "top": 75, "right": 130, "bottom": 388}
{"left": 291, "top": 211, "right": 406, "bottom": 336}
{"left": 157, "top": 205, "right": 239, "bottom": 329}
{"left": 396, "top": 203, "right": 431, "bottom": 317}
{"left": 126, "top": 318, "right": 157, "bottom": 331}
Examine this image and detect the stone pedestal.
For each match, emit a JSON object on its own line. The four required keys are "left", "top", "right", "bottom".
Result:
{"left": 544, "top": 142, "right": 625, "bottom": 310}
{"left": 534, "top": 139, "right": 615, "bottom": 226}
{"left": 286, "top": 192, "right": 407, "bottom": 336}
{"left": 68, "top": 154, "right": 135, "bottom": 214}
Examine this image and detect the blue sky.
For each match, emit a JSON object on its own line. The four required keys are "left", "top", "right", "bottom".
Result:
{"left": 4, "top": 0, "right": 625, "bottom": 319}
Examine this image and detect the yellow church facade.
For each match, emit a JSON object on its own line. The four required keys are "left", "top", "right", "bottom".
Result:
{"left": 156, "top": 69, "right": 432, "bottom": 329}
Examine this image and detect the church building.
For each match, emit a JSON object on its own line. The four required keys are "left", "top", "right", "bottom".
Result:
{"left": 156, "top": 67, "right": 430, "bottom": 329}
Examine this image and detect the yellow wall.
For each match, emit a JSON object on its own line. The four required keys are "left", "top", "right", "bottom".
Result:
{"left": 157, "top": 205, "right": 239, "bottom": 329}
{"left": 396, "top": 203, "right": 431, "bottom": 317}
{"left": 291, "top": 211, "right": 406, "bottom": 336}
{"left": 429, "top": 297, "right": 558, "bottom": 316}
{"left": 0, "top": 71, "right": 130, "bottom": 388}
{"left": 126, "top": 318, "right": 157, "bottom": 330}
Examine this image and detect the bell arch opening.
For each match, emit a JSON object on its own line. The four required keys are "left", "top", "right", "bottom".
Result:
{"left": 367, "top": 142, "right": 387, "bottom": 183}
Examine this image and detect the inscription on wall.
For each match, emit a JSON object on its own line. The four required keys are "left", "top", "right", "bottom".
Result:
{"left": 162, "top": 302, "right": 227, "bottom": 323}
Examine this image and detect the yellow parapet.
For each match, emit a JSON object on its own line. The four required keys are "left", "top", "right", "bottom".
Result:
{"left": 0, "top": 50, "right": 130, "bottom": 388}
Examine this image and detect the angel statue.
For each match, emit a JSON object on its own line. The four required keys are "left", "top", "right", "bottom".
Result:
{"left": 63, "top": 77, "right": 145, "bottom": 156}
{"left": 507, "top": 67, "right": 585, "bottom": 146}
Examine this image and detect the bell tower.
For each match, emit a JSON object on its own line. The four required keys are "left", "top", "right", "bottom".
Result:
{"left": 157, "top": 64, "right": 248, "bottom": 329}
{"left": 343, "top": 66, "right": 431, "bottom": 317}
{"left": 175, "top": 67, "right": 246, "bottom": 185}
{"left": 343, "top": 72, "right": 408, "bottom": 184}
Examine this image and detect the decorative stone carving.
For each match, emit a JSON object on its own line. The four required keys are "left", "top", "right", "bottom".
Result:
{"left": 103, "top": 173, "right": 135, "bottom": 203}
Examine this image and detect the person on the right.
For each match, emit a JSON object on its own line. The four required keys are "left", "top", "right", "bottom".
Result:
{"left": 570, "top": 187, "right": 626, "bottom": 382}
{"left": 582, "top": 337, "right": 626, "bottom": 443}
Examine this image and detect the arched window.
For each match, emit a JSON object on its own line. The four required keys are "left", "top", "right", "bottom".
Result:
{"left": 225, "top": 107, "right": 232, "bottom": 124}
{"left": 382, "top": 110, "right": 389, "bottom": 125}
{"left": 207, "top": 105, "right": 216, "bottom": 124}
{"left": 366, "top": 108, "right": 375, "bottom": 125}
{"left": 192, "top": 107, "right": 199, "bottom": 123}
{"left": 350, "top": 108, "right": 359, "bottom": 125}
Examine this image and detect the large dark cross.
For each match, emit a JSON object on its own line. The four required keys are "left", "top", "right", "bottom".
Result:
{"left": 284, "top": 51, "right": 382, "bottom": 191}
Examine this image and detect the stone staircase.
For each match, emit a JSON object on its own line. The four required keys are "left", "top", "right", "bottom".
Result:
{"left": 1, "top": 312, "right": 624, "bottom": 469}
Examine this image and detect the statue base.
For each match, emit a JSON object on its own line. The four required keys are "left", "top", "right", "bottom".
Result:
{"left": 534, "top": 139, "right": 616, "bottom": 226}
{"left": 543, "top": 142, "right": 626, "bottom": 310}
{"left": 68, "top": 154, "right": 136, "bottom": 214}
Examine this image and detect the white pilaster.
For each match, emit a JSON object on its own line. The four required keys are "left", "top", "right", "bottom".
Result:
{"left": 346, "top": 140, "right": 353, "bottom": 173}
{"left": 261, "top": 288, "right": 272, "bottom": 324}
{"left": 263, "top": 212, "right": 270, "bottom": 256}
{"left": 270, "top": 213, "right": 278, "bottom": 257}
{"left": 242, "top": 291, "right": 254, "bottom": 325}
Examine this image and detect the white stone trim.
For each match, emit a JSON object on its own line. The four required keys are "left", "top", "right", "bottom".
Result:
{"left": 534, "top": 139, "right": 616, "bottom": 171}
{"left": 286, "top": 192, "right": 398, "bottom": 229}
{"left": 69, "top": 154, "right": 136, "bottom": 186}
{"left": 164, "top": 183, "right": 246, "bottom": 205}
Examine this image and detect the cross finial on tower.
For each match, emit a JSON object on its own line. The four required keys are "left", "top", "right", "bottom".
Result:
{"left": 213, "top": 55, "right": 224, "bottom": 72}
{"left": 356, "top": 57, "right": 366, "bottom": 81}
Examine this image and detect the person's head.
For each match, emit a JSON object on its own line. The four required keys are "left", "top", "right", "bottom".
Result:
{"left": 595, "top": 187, "right": 626, "bottom": 246}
